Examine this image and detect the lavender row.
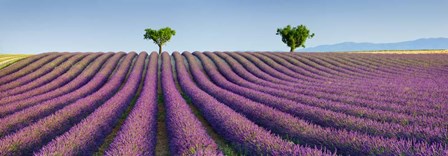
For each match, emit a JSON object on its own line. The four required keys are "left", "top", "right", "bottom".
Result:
{"left": 257, "top": 52, "right": 375, "bottom": 81}
{"left": 264, "top": 52, "right": 442, "bottom": 111}
{"left": 159, "top": 52, "right": 222, "bottom": 155}
{"left": 0, "top": 52, "right": 136, "bottom": 155}
{"left": 0, "top": 53, "right": 63, "bottom": 84}
{"left": 105, "top": 52, "right": 159, "bottom": 156}
{"left": 217, "top": 50, "right": 434, "bottom": 117}
{"left": 224, "top": 52, "right": 447, "bottom": 115}
{"left": 0, "top": 53, "right": 109, "bottom": 105}
{"left": 318, "top": 54, "right": 443, "bottom": 90}
{"left": 296, "top": 52, "right": 448, "bottom": 98}
{"left": 286, "top": 53, "right": 396, "bottom": 79}
{"left": 310, "top": 53, "right": 446, "bottom": 93}
{"left": 270, "top": 52, "right": 401, "bottom": 90}
{"left": 0, "top": 53, "right": 80, "bottom": 92}
{"left": 294, "top": 53, "right": 389, "bottom": 79}
{"left": 0, "top": 53, "right": 124, "bottom": 138}
{"left": 298, "top": 54, "right": 402, "bottom": 78}
{"left": 173, "top": 52, "right": 332, "bottom": 156}
{"left": 196, "top": 52, "right": 447, "bottom": 143}
{"left": 294, "top": 53, "right": 440, "bottom": 86}
{"left": 318, "top": 54, "right": 402, "bottom": 76}
{"left": 302, "top": 54, "right": 448, "bottom": 107}
{"left": 269, "top": 52, "right": 431, "bottom": 96}
{"left": 0, "top": 53, "right": 119, "bottom": 117}
{"left": 302, "top": 53, "right": 384, "bottom": 78}
{"left": 240, "top": 52, "right": 448, "bottom": 123}
{"left": 267, "top": 52, "right": 346, "bottom": 78}
{"left": 298, "top": 54, "right": 447, "bottom": 101}
{"left": 249, "top": 52, "right": 413, "bottom": 96}
{"left": 343, "top": 54, "right": 419, "bottom": 73}
{"left": 232, "top": 52, "right": 308, "bottom": 84}
{"left": 256, "top": 52, "right": 441, "bottom": 103}
{"left": 185, "top": 52, "right": 448, "bottom": 155}
{"left": 313, "top": 53, "right": 448, "bottom": 82}
{"left": 252, "top": 52, "right": 367, "bottom": 80}
{"left": 260, "top": 52, "right": 375, "bottom": 81}
{"left": 0, "top": 53, "right": 101, "bottom": 98}
{"left": 221, "top": 52, "right": 294, "bottom": 86}
{"left": 334, "top": 54, "right": 428, "bottom": 76}
{"left": 389, "top": 54, "right": 448, "bottom": 73}
{"left": 324, "top": 55, "right": 407, "bottom": 78}
{"left": 213, "top": 52, "right": 445, "bottom": 119}
{"left": 242, "top": 52, "right": 330, "bottom": 82}
{"left": 0, "top": 53, "right": 52, "bottom": 78}
{"left": 269, "top": 52, "right": 360, "bottom": 80}
{"left": 227, "top": 52, "right": 359, "bottom": 89}
{"left": 201, "top": 52, "right": 446, "bottom": 128}
{"left": 36, "top": 52, "right": 146, "bottom": 155}
{"left": 286, "top": 54, "right": 444, "bottom": 114}
{"left": 306, "top": 54, "right": 394, "bottom": 75}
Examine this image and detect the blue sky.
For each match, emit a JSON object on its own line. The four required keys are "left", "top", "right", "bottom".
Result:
{"left": 1, "top": 0, "right": 447, "bottom": 53}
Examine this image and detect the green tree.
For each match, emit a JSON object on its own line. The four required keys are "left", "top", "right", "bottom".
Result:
{"left": 276, "top": 25, "right": 314, "bottom": 52}
{"left": 144, "top": 27, "right": 176, "bottom": 54}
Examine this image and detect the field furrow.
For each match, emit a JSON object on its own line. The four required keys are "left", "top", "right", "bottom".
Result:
{"left": 0, "top": 51, "right": 446, "bottom": 156}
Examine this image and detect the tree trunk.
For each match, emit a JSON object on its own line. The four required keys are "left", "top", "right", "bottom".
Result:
{"left": 290, "top": 47, "right": 295, "bottom": 52}
{"left": 158, "top": 45, "right": 162, "bottom": 55}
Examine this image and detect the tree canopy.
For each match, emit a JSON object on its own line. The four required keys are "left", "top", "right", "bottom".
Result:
{"left": 144, "top": 27, "right": 176, "bottom": 54}
{"left": 276, "top": 25, "right": 314, "bottom": 52}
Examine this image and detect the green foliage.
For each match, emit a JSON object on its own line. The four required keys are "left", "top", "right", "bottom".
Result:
{"left": 276, "top": 25, "right": 314, "bottom": 52}
{"left": 144, "top": 27, "right": 176, "bottom": 54}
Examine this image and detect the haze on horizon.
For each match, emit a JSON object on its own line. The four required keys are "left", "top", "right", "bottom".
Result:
{"left": 0, "top": 0, "right": 447, "bottom": 54}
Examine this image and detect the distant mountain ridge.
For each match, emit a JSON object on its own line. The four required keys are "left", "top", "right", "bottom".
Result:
{"left": 299, "top": 38, "right": 448, "bottom": 52}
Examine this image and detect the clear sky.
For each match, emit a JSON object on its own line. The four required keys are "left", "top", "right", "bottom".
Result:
{"left": 1, "top": 0, "right": 447, "bottom": 54}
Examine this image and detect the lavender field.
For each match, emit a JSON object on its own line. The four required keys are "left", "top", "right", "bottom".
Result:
{"left": 0, "top": 51, "right": 447, "bottom": 155}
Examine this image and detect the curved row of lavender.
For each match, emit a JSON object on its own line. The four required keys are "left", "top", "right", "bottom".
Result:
{"left": 0, "top": 53, "right": 77, "bottom": 92}
{"left": 210, "top": 53, "right": 446, "bottom": 142}
{"left": 0, "top": 53, "right": 97, "bottom": 97}
{"left": 220, "top": 52, "right": 448, "bottom": 119}
{"left": 0, "top": 53, "right": 135, "bottom": 155}
{"left": 160, "top": 52, "right": 222, "bottom": 155}
{"left": 0, "top": 53, "right": 106, "bottom": 102}
{"left": 0, "top": 53, "right": 118, "bottom": 138}
{"left": 0, "top": 53, "right": 125, "bottom": 138}
{"left": 216, "top": 52, "right": 446, "bottom": 141}
{"left": 173, "top": 52, "right": 333, "bottom": 155}
{"left": 286, "top": 52, "right": 448, "bottom": 103}
{"left": 222, "top": 52, "right": 393, "bottom": 100}
{"left": 244, "top": 52, "right": 427, "bottom": 101}
{"left": 215, "top": 52, "right": 404, "bottom": 107}
{"left": 0, "top": 52, "right": 53, "bottom": 78}
{"left": 256, "top": 52, "right": 420, "bottom": 105}
{"left": 0, "top": 53, "right": 121, "bottom": 119}
{"left": 241, "top": 51, "right": 443, "bottom": 103}
{"left": 233, "top": 52, "right": 440, "bottom": 118}
{"left": 186, "top": 52, "right": 447, "bottom": 155}
{"left": 249, "top": 53, "right": 446, "bottom": 135}
{"left": 258, "top": 52, "right": 448, "bottom": 117}
{"left": 36, "top": 52, "right": 146, "bottom": 155}
{"left": 279, "top": 52, "right": 447, "bottom": 101}
{"left": 0, "top": 51, "right": 446, "bottom": 155}
{"left": 260, "top": 54, "right": 438, "bottom": 111}
{"left": 204, "top": 52, "right": 445, "bottom": 129}
{"left": 288, "top": 53, "right": 448, "bottom": 106}
{"left": 105, "top": 52, "right": 159, "bottom": 155}
{"left": 294, "top": 53, "right": 444, "bottom": 100}
{"left": 0, "top": 53, "right": 63, "bottom": 84}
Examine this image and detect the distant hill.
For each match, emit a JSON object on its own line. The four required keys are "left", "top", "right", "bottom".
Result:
{"left": 298, "top": 38, "right": 448, "bottom": 52}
